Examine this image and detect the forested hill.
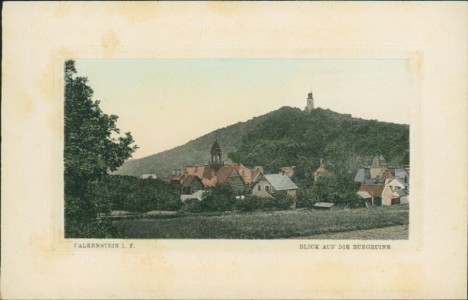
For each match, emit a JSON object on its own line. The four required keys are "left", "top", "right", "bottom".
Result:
{"left": 114, "top": 107, "right": 409, "bottom": 178}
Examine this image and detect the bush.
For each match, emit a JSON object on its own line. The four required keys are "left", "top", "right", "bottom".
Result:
{"left": 67, "top": 220, "right": 124, "bottom": 238}
{"left": 234, "top": 192, "right": 294, "bottom": 212}
{"left": 180, "top": 199, "right": 202, "bottom": 213}
{"left": 297, "top": 187, "right": 318, "bottom": 208}
{"left": 65, "top": 193, "right": 123, "bottom": 238}
{"left": 92, "top": 175, "right": 182, "bottom": 213}
{"left": 270, "top": 191, "right": 295, "bottom": 210}
{"left": 234, "top": 195, "right": 262, "bottom": 212}
{"left": 200, "top": 184, "right": 236, "bottom": 212}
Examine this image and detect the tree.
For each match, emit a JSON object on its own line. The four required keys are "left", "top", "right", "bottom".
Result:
{"left": 200, "top": 184, "right": 236, "bottom": 212}
{"left": 310, "top": 172, "right": 359, "bottom": 207}
{"left": 64, "top": 60, "right": 138, "bottom": 237}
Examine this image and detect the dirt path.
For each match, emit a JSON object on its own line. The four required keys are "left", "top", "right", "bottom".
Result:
{"left": 294, "top": 225, "right": 409, "bottom": 240}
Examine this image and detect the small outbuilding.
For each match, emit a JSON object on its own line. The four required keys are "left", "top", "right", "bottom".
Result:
{"left": 180, "top": 190, "right": 205, "bottom": 202}
{"left": 314, "top": 202, "right": 335, "bottom": 209}
{"left": 140, "top": 174, "right": 158, "bottom": 179}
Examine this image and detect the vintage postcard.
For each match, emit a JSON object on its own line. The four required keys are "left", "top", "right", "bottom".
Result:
{"left": 2, "top": 2, "right": 466, "bottom": 299}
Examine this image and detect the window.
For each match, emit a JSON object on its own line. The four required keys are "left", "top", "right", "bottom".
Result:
{"left": 257, "top": 185, "right": 262, "bottom": 191}
{"left": 265, "top": 186, "right": 270, "bottom": 192}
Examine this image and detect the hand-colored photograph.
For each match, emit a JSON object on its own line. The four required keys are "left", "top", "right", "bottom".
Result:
{"left": 64, "top": 58, "right": 412, "bottom": 239}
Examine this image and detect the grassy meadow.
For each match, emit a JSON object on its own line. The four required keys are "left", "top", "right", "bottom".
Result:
{"left": 112, "top": 204, "right": 409, "bottom": 239}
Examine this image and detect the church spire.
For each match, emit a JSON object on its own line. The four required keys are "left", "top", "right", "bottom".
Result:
{"left": 210, "top": 139, "right": 222, "bottom": 165}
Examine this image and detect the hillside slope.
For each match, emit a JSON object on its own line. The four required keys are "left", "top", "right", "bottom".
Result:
{"left": 113, "top": 110, "right": 272, "bottom": 177}
{"left": 115, "top": 107, "right": 409, "bottom": 178}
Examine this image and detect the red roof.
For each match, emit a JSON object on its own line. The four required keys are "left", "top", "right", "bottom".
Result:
{"left": 216, "top": 165, "right": 239, "bottom": 184}
{"left": 185, "top": 165, "right": 207, "bottom": 179}
{"left": 382, "top": 169, "right": 395, "bottom": 180}
{"left": 358, "top": 184, "right": 385, "bottom": 197}
{"left": 181, "top": 175, "right": 201, "bottom": 188}
{"left": 164, "top": 175, "right": 183, "bottom": 183}
{"left": 176, "top": 163, "right": 256, "bottom": 188}
{"left": 234, "top": 164, "right": 255, "bottom": 184}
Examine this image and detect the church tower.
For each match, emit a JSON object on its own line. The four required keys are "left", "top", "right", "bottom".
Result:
{"left": 306, "top": 91, "right": 314, "bottom": 112}
{"left": 210, "top": 139, "right": 222, "bottom": 165}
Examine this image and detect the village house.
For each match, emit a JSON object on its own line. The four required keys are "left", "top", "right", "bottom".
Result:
{"left": 356, "top": 183, "right": 385, "bottom": 207}
{"left": 180, "top": 174, "right": 203, "bottom": 195}
{"left": 381, "top": 177, "right": 409, "bottom": 205}
{"left": 252, "top": 173, "right": 299, "bottom": 208}
{"left": 280, "top": 166, "right": 295, "bottom": 178}
{"left": 164, "top": 139, "right": 263, "bottom": 199}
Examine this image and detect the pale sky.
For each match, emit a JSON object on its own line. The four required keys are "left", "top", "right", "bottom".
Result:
{"left": 75, "top": 59, "right": 414, "bottom": 159}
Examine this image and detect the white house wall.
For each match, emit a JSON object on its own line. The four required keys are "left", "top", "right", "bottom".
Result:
{"left": 252, "top": 179, "right": 274, "bottom": 198}
{"left": 381, "top": 185, "right": 393, "bottom": 206}
{"left": 388, "top": 178, "right": 405, "bottom": 190}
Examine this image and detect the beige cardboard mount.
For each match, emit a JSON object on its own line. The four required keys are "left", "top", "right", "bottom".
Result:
{"left": 2, "top": 2, "right": 467, "bottom": 299}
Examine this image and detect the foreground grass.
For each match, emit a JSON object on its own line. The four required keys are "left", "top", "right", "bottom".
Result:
{"left": 113, "top": 204, "right": 409, "bottom": 239}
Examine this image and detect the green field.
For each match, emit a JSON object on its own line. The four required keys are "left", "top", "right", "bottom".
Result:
{"left": 112, "top": 204, "right": 409, "bottom": 239}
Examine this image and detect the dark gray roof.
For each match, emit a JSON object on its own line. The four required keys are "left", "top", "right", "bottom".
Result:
{"left": 354, "top": 168, "right": 370, "bottom": 182}
{"left": 394, "top": 168, "right": 409, "bottom": 182}
{"left": 263, "top": 174, "right": 298, "bottom": 191}
{"left": 395, "top": 189, "right": 408, "bottom": 197}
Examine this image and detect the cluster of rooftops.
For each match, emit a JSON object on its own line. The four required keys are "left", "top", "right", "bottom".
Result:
{"left": 354, "top": 154, "right": 410, "bottom": 206}
{"left": 158, "top": 140, "right": 409, "bottom": 207}
{"left": 164, "top": 140, "right": 301, "bottom": 201}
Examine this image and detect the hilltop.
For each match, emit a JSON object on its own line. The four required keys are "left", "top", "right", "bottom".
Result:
{"left": 114, "top": 107, "right": 409, "bottom": 178}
